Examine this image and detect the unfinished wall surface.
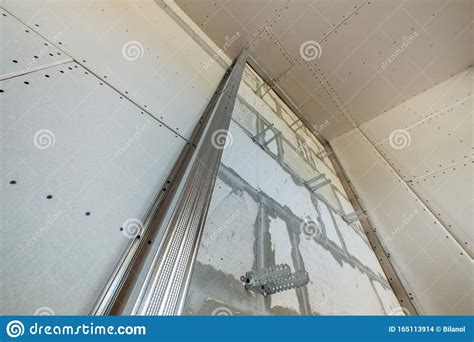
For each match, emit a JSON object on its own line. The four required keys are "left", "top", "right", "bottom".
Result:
{"left": 183, "top": 65, "right": 402, "bottom": 315}
{"left": 176, "top": 0, "right": 472, "bottom": 140}
{"left": 0, "top": 1, "right": 224, "bottom": 314}
{"left": 331, "top": 68, "right": 473, "bottom": 315}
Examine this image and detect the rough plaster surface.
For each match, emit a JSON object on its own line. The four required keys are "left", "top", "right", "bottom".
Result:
{"left": 183, "top": 66, "right": 401, "bottom": 315}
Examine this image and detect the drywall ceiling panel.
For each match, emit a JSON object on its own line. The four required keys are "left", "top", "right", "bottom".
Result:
{"left": 199, "top": 6, "right": 250, "bottom": 60}
{"left": 421, "top": 37, "right": 473, "bottom": 89}
{"left": 175, "top": 0, "right": 471, "bottom": 140}
{"left": 313, "top": 82, "right": 344, "bottom": 115}
{"left": 0, "top": 61, "right": 185, "bottom": 314}
{"left": 309, "top": 116, "right": 353, "bottom": 142}
{"left": 379, "top": 6, "right": 438, "bottom": 68}
{"left": 345, "top": 73, "right": 397, "bottom": 124}
{"left": 329, "top": 61, "right": 379, "bottom": 108}
{"left": 300, "top": 95, "right": 340, "bottom": 126}
{"left": 377, "top": 54, "right": 423, "bottom": 95}
{"left": 398, "top": 73, "right": 437, "bottom": 104}
{"left": 380, "top": 5, "right": 424, "bottom": 41}
{"left": 279, "top": 62, "right": 323, "bottom": 98}
{"left": 423, "top": 0, "right": 472, "bottom": 43}
{"left": 174, "top": 0, "right": 225, "bottom": 28}
{"left": 223, "top": 0, "right": 272, "bottom": 27}
{"left": 250, "top": 27, "right": 295, "bottom": 80}
{"left": 401, "top": 0, "right": 448, "bottom": 25}
{"left": 273, "top": 4, "right": 333, "bottom": 61}
{"left": 312, "top": 0, "right": 403, "bottom": 73}
{"left": 224, "top": 0, "right": 287, "bottom": 37}
{"left": 360, "top": 68, "right": 473, "bottom": 143}
{"left": 412, "top": 165, "right": 473, "bottom": 256}
{"left": 267, "top": 0, "right": 314, "bottom": 38}
{"left": 310, "top": 0, "right": 367, "bottom": 28}
{"left": 0, "top": 9, "right": 71, "bottom": 80}
{"left": 358, "top": 30, "right": 396, "bottom": 69}
{"left": 331, "top": 129, "right": 472, "bottom": 314}
{"left": 3, "top": 0, "right": 225, "bottom": 140}
{"left": 326, "top": 30, "right": 392, "bottom": 96}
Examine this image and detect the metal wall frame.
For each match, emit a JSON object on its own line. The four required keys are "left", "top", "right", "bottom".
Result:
{"left": 325, "top": 144, "right": 418, "bottom": 315}
{"left": 131, "top": 49, "right": 248, "bottom": 315}
{"left": 92, "top": 45, "right": 415, "bottom": 316}
{"left": 91, "top": 49, "right": 248, "bottom": 316}
{"left": 246, "top": 57, "right": 417, "bottom": 315}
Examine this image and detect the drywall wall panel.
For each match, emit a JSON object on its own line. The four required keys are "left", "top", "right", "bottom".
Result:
{"left": 0, "top": 61, "right": 185, "bottom": 314}
{"left": 412, "top": 165, "right": 473, "bottom": 252}
{"left": 0, "top": 8, "right": 72, "bottom": 79}
{"left": 331, "top": 128, "right": 473, "bottom": 314}
{"left": 3, "top": 0, "right": 225, "bottom": 139}
{"left": 360, "top": 68, "right": 473, "bottom": 143}
{"left": 359, "top": 68, "right": 473, "bottom": 256}
{"left": 374, "top": 97, "right": 471, "bottom": 179}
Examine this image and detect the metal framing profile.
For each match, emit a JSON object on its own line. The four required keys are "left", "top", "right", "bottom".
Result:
{"left": 91, "top": 49, "right": 248, "bottom": 316}
{"left": 247, "top": 56, "right": 417, "bottom": 315}
{"left": 131, "top": 49, "right": 249, "bottom": 315}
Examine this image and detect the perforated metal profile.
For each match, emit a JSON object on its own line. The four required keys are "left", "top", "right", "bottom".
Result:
{"left": 325, "top": 143, "right": 418, "bottom": 315}
{"left": 90, "top": 56, "right": 234, "bottom": 317}
{"left": 132, "top": 49, "right": 249, "bottom": 316}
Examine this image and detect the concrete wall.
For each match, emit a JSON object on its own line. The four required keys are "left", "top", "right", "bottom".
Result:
{"left": 331, "top": 67, "right": 473, "bottom": 314}
{"left": 0, "top": 0, "right": 224, "bottom": 314}
{"left": 183, "top": 65, "right": 402, "bottom": 315}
